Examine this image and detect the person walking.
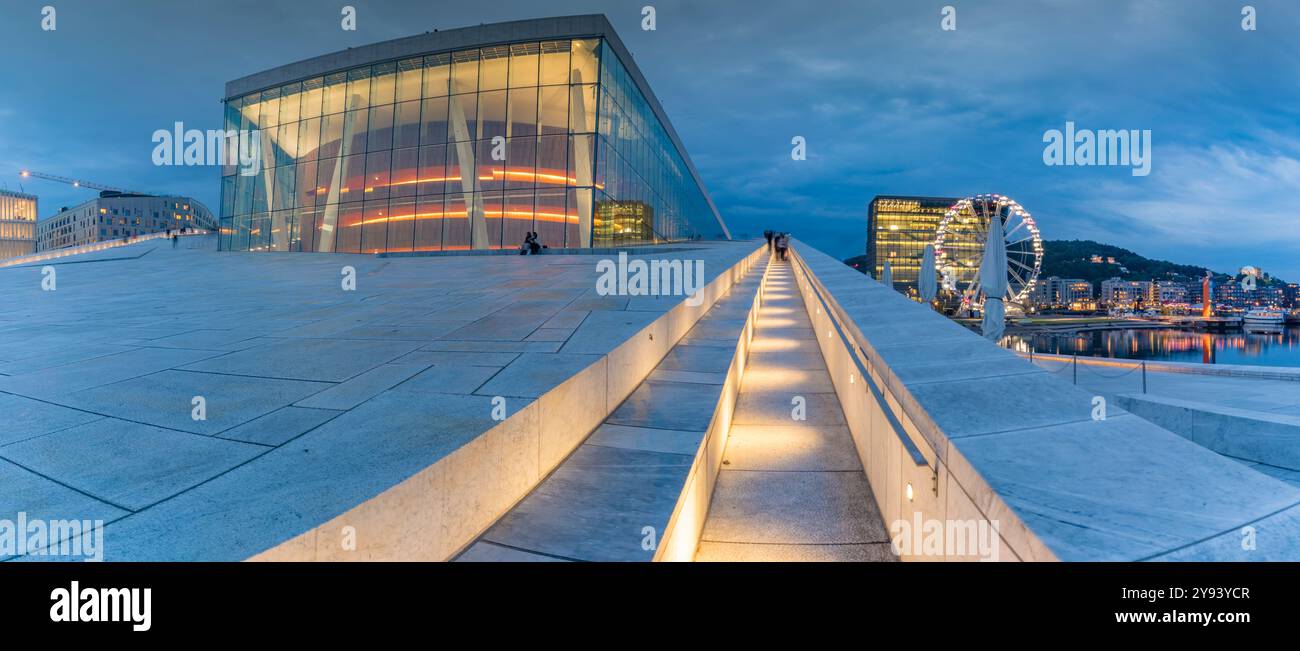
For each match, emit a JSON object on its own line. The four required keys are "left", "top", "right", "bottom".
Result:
{"left": 764, "top": 229, "right": 774, "bottom": 252}
{"left": 775, "top": 232, "right": 789, "bottom": 261}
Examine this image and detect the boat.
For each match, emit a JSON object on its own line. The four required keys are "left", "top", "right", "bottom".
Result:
{"left": 1243, "top": 307, "right": 1286, "bottom": 333}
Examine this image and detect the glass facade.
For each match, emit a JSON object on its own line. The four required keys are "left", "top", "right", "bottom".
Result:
{"left": 0, "top": 190, "right": 38, "bottom": 261}
{"left": 866, "top": 196, "right": 957, "bottom": 296}
{"left": 220, "top": 36, "right": 724, "bottom": 253}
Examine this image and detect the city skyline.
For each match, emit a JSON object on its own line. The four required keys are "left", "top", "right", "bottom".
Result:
{"left": 1, "top": 0, "right": 1297, "bottom": 275}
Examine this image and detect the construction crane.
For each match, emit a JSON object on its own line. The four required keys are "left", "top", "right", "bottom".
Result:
{"left": 18, "top": 170, "right": 146, "bottom": 196}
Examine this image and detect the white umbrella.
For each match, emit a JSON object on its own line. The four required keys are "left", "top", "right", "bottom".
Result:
{"left": 919, "top": 245, "right": 937, "bottom": 303}
{"left": 980, "top": 214, "right": 1008, "bottom": 341}
{"left": 880, "top": 261, "right": 893, "bottom": 290}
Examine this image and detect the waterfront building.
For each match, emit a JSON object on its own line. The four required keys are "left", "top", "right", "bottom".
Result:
{"left": 1099, "top": 277, "right": 1156, "bottom": 309}
{"left": 218, "top": 15, "right": 726, "bottom": 253}
{"left": 0, "top": 189, "right": 38, "bottom": 260}
{"left": 865, "top": 195, "right": 958, "bottom": 295}
{"left": 1030, "top": 276, "right": 1092, "bottom": 309}
{"left": 1155, "top": 281, "right": 1189, "bottom": 305}
{"left": 36, "top": 192, "right": 216, "bottom": 252}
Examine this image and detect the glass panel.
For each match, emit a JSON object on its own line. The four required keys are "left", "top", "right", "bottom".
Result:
{"left": 477, "top": 139, "right": 504, "bottom": 193}
{"left": 275, "top": 123, "right": 297, "bottom": 168}
{"left": 270, "top": 209, "right": 291, "bottom": 251}
{"left": 335, "top": 202, "right": 363, "bottom": 253}
{"left": 479, "top": 45, "right": 509, "bottom": 91}
{"left": 503, "top": 189, "right": 534, "bottom": 252}
{"left": 414, "top": 194, "right": 444, "bottom": 251}
{"left": 370, "top": 61, "right": 397, "bottom": 106}
{"left": 448, "top": 93, "right": 477, "bottom": 142}
{"left": 394, "top": 99, "right": 421, "bottom": 149}
{"left": 345, "top": 67, "right": 371, "bottom": 111}
{"left": 296, "top": 160, "right": 318, "bottom": 208}
{"left": 569, "top": 187, "right": 591, "bottom": 248}
{"left": 507, "top": 86, "right": 537, "bottom": 138}
{"left": 423, "top": 53, "right": 451, "bottom": 97}
{"left": 397, "top": 58, "right": 423, "bottom": 102}
{"left": 364, "top": 149, "right": 391, "bottom": 200}
{"left": 571, "top": 84, "right": 597, "bottom": 133}
{"left": 301, "top": 77, "right": 324, "bottom": 119}
{"left": 361, "top": 199, "right": 388, "bottom": 253}
{"left": 539, "top": 40, "right": 571, "bottom": 85}
{"left": 323, "top": 72, "right": 347, "bottom": 114}
{"left": 537, "top": 86, "right": 568, "bottom": 136}
{"left": 279, "top": 82, "right": 302, "bottom": 124}
{"left": 509, "top": 42, "right": 540, "bottom": 88}
{"left": 297, "top": 117, "right": 321, "bottom": 163}
{"left": 537, "top": 134, "right": 567, "bottom": 188}
{"left": 477, "top": 90, "right": 507, "bottom": 144}
{"left": 536, "top": 188, "right": 568, "bottom": 248}
{"left": 419, "top": 97, "right": 448, "bottom": 146}
{"left": 319, "top": 112, "right": 344, "bottom": 159}
{"left": 570, "top": 39, "right": 600, "bottom": 85}
{"left": 480, "top": 191, "right": 504, "bottom": 249}
{"left": 418, "top": 144, "right": 448, "bottom": 196}
{"left": 338, "top": 153, "right": 365, "bottom": 200}
{"left": 390, "top": 147, "right": 419, "bottom": 198}
{"left": 442, "top": 193, "right": 469, "bottom": 250}
{"left": 367, "top": 103, "right": 394, "bottom": 151}
{"left": 272, "top": 163, "right": 296, "bottom": 211}
{"left": 569, "top": 134, "right": 595, "bottom": 187}
{"left": 505, "top": 136, "right": 537, "bottom": 190}
{"left": 342, "top": 108, "right": 368, "bottom": 155}
{"left": 386, "top": 195, "right": 416, "bottom": 252}
{"left": 451, "top": 49, "right": 479, "bottom": 94}
{"left": 259, "top": 89, "right": 280, "bottom": 128}
{"left": 299, "top": 204, "right": 321, "bottom": 252}
{"left": 250, "top": 212, "right": 270, "bottom": 251}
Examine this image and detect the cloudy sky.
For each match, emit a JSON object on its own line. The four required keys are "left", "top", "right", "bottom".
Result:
{"left": 2, "top": 0, "right": 1298, "bottom": 278}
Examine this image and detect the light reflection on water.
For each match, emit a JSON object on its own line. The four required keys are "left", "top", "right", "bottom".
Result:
{"left": 1002, "top": 326, "right": 1300, "bottom": 367}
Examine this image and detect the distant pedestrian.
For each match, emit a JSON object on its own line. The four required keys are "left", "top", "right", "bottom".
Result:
{"left": 171, "top": 230, "right": 178, "bottom": 248}
{"left": 775, "top": 232, "right": 789, "bottom": 261}
{"left": 528, "top": 231, "right": 541, "bottom": 255}
{"left": 764, "top": 229, "right": 774, "bottom": 252}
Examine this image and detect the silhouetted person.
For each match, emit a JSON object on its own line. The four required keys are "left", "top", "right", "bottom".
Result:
{"left": 529, "top": 231, "right": 541, "bottom": 255}
{"left": 171, "top": 230, "right": 178, "bottom": 248}
{"left": 775, "top": 233, "right": 790, "bottom": 261}
{"left": 764, "top": 229, "right": 774, "bottom": 251}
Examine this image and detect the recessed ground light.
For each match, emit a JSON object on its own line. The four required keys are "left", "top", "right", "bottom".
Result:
{"left": 906, "top": 483, "right": 914, "bottom": 502}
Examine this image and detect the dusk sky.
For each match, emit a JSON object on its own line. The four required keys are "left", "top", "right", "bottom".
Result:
{"left": 2, "top": 0, "right": 1298, "bottom": 278}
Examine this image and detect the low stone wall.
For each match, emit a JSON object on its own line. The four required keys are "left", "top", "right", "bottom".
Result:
{"left": 250, "top": 243, "right": 769, "bottom": 561}
{"left": 788, "top": 240, "right": 1300, "bottom": 561}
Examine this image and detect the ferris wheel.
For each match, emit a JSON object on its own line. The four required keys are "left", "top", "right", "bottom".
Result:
{"left": 933, "top": 194, "right": 1042, "bottom": 308}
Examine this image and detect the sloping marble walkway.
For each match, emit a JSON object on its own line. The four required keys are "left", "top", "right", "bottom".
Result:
{"left": 456, "top": 257, "right": 770, "bottom": 561}
{"left": 695, "top": 259, "right": 893, "bottom": 561}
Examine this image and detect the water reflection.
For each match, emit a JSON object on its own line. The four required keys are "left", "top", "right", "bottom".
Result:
{"left": 1003, "top": 326, "right": 1300, "bottom": 367}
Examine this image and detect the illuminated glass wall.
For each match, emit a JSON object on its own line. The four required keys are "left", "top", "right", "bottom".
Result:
{"left": 866, "top": 196, "right": 957, "bottom": 296}
{"left": 220, "top": 37, "right": 724, "bottom": 252}
{"left": 0, "top": 190, "right": 37, "bottom": 261}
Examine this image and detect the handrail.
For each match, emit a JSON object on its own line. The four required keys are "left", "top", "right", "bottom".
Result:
{"left": 788, "top": 247, "right": 930, "bottom": 468}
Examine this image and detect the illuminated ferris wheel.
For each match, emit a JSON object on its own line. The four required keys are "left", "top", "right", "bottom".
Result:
{"left": 933, "top": 194, "right": 1043, "bottom": 308}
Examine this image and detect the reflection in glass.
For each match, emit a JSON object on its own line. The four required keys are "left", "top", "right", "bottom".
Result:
{"left": 222, "top": 36, "right": 724, "bottom": 253}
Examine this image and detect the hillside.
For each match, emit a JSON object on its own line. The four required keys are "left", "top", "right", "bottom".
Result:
{"left": 844, "top": 240, "right": 1288, "bottom": 286}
